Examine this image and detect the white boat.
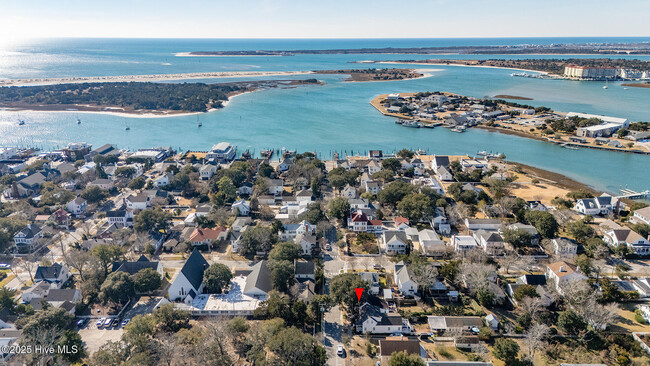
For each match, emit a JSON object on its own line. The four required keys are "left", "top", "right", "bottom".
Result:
{"left": 77, "top": 118, "right": 81, "bottom": 124}
{"left": 603, "top": 80, "right": 608, "bottom": 89}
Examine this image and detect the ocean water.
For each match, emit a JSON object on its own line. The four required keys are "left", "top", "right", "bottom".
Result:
{"left": 0, "top": 38, "right": 649, "bottom": 193}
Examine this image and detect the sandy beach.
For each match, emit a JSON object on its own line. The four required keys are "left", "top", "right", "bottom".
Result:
{"left": 0, "top": 71, "right": 316, "bottom": 87}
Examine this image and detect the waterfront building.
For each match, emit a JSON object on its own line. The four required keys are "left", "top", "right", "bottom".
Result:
{"left": 564, "top": 65, "right": 617, "bottom": 79}
{"left": 205, "top": 142, "right": 236, "bottom": 162}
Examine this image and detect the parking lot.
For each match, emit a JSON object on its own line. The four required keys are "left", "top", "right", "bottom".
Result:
{"left": 78, "top": 320, "right": 124, "bottom": 353}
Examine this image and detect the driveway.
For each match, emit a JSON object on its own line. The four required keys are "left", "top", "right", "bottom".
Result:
{"left": 323, "top": 305, "right": 345, "bottom": 366}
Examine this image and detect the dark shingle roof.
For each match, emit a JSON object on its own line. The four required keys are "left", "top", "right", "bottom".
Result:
{"left": 111, "top": 256, "right": 160, "bottom": 275}
{"left": 379, "top": 339, "right": 421, "bottom": 357}
{"left": 294, "top": 260, "right": 315, "bottom": 276}
{"left": 180, "top": 249, "right": 209, "bottom": 290}
{"left": 34, "top": 263, "right": 63, "bottom": 281}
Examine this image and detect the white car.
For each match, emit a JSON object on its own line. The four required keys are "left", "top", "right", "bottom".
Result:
{"left": 96, "top": 318, "right": 106, "bottom": 327}
{"left": 337, "top": 345, "right": 344, "bottom": 356}
{"left": 104, "top": 318, "right": 113, "bottom": 327}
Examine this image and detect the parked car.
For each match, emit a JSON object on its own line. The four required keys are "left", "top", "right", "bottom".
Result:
{"left": 373, "top": 264, "right": 382, "bottom": 270}
{"left": 0, "top": 264, "right": 11, "bottom": 270}
{"left": 111, "top": 318, "right": 120, "bottom": 327}
{"left": 96, "top": 318, "right": 106, "bottom": 327}
{"left": 76, "top": 319, "right": 86, "bottom": 328}
{"left": 325, "top": 244, "right": 331, "bottom": 251}
{"left": 121, "top": 318, "right": 130, "bottom": 327}
{"left": 337, "top": 345, "right": 344, "bottom": 356}
{"left": 104, "top": 318, "right": 113, "bottom": 327}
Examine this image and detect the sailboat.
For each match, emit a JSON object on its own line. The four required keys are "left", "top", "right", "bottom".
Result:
{"left": 125, "top": 122, "right": 130, "bottom": 131}
{"left": 197, "top": 115, "right": 202, "bottom": 127}
{"left": 17, "top": 112, "right": 25, "bottom": 126}
{"left": 76, "top": 115, "right": 82, "bottom": 124}
{"left": 603, "top": 80, "right": 608, "bottom": 89}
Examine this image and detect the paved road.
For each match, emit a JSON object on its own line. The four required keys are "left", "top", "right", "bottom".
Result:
{"left": 323, "top": 305, "right": 345, "bottom": 366}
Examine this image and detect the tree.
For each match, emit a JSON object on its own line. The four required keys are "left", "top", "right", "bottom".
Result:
{"left": 330, "top": 273, "right": 369, "bottom": 311}
{"left": 525, "top": 323, "right": 549, "bottom": 361}
{"left": 152, "top": 303, "right": 190, "bottom": 332}
{"left": 133, "top": 268, "right": 162, "bottom": 293}
{"left": 203, "top": 263, "right": 232, "bottom": 294}
{"left": 410, "top": 262, "right": 439, "bottom": 296}
{"left": 57, "top": 329, "right": 86, "bottom": 363}
{"left": 81, "top": 185, "right": 108, "bottom": 203}
{"left": 525, "top": 211, "right": 559, "bottom": 239}
{"left": 482, "top": 177, "right": 511, "bottom": 199}
{"left": 16, "top": 307, "right": 75, "bottom": 365}
{"left": 492, "top": 338, "right": 520, "bottom": 364}
{"left": 270, "top": 260, "right": 295, "bottom": 293}
{"left": 396, "top": 149, "right": 415, "bottom": 159}
{"left": 123, "top": 314, "right": 155, "bottom": 353}
{"left": 575, "top": 254, "right": 593, "bottom": 276}
{"left": 397, "top": 193, "right": 434, "bottom": 223}
{"left": 64, "top": 249, "right": 93, "bottom": 281}
{"left": 382, "top": 158, "right": 402, "bottom": 172}
{"left": 566, "top": 219, "right": 595, "bottom": 244}
{"left": 266, "top": 326, "right": 327, "bottom": 366}
{"left": 328, "top": 197, "right": 351, "bottom": 223}
{"left": 212, "top": 176, "right": 237, "bottom": 205}
{"left": 100, "top": 271, "right": 135, "bottom": 304}
{"left": 239, "top": 226, "right": 276, "bottom": 257}
{"left": 557, "top": 310, "right": 586, "bottom": 336}
{"left": 378, "top": 181, "right": 415, "bottom": 206}
{"left": 514, "top": 284, "right": 539, "bottom": 301}
{"left": 389, "top": 350, "right": 426, "bottom": 366}
{"left": 92, "top": 244, "right": 125, "bottom": 277}
{"left": 128, "top": 176, "right": 146, "bottom": 190}
{"left": 502, "top": 228, "right": 533, "bottom": 248}
{"left": 134, "top": 207, "right": 172, "bottom": 233}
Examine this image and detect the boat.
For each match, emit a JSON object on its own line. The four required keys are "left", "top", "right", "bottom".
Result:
{"left": 401, "top": 120, "right": 421, "bottom": 128}
{"left": 18, "top": 120, "right": 25, "bottom": 126}
{"left": 395, "top": 119, "right": 406, "bottom": 125}
{"left": 603, "top": 80, "right": 608, "bottom": 89}
{"left": 241, "top": 149, "right": 251, "bottom": 159}
{"left": 422, "top": 123, "right": 435, "bottom": 129}
{"left": 197, "top": 116, "right": 202, "bottom": 127}
{"left": 560, "top": 143, "right": 579, "bottom": 150}
{"left": 451, "top": 126, "right": 466, "bottom": 133}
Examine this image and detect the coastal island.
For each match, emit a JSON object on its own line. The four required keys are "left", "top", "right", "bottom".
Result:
{"left": 314, "top": 68, "right": 424, "bottom": 81}
{"left": 0, "top": 79, "right": 320, "bottom": 115}
{"left": 356, "top": 58, "right": 650, "bottom": 80}
{"left": 371, "top": 91, "right": 650, "bottom": 154}
{"left": 178, "top": 42, "right": 650, "bottom": 56}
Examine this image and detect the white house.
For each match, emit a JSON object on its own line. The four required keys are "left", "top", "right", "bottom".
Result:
{"left": 631, "top": 206, "right": 650, "bottom": 226}
{"left": 205, "top": 142, "right": 236, "bottom": 162}
{"left": 574, "top": 194, "right": 619, "bottom": 216}
{"left": 200, "top": 164, "right": 217, "bottom": 180}
{"left": 279, "top": 220, "right": 316, "bottom": 242}
{"left": 348, "top": 210, "right": 369, "bottom": 232}
{"left": 341, "top": 185, "right": 357, "bottom": 199}
{"left": 13, "top": 224, "right": 43, "bottom": 249}
{"left": 552, "top": 238, "right": 578, "bottom": 257}
{"left": 154, "top": 173, "right": 174, "bottom": 187}
{"left": 452, "top": 235, "right": 479, "bottom": 254}
{"left": 268, "top": 179, "right": 284, "bottom": 196}
{"left": 394, "top": 261, "right": 418, "bottom": 296}
{"left": 168, "top": 250, "right": 209, "bottom": 302}
{"left": 295, "top": 232, "right": 317, "bottom": 256}
{"left": 360, "top": 272, "right": 380, "bottom": 295}
{"left": 34, "top": 263, "right": 70, "bottom": 288}
{"left": 603, "top": 228, "right": 650, "bottom": 256}
{"left": 464, "top": 219, "right": 502, "bottom": 231}
{"left": 66, "top": 197, "right": 87, "bottom": 217}
{"left": 382, "top": 231, "right": 408, "bottom": 255}
{"left": 106, "top": 209, "right": 134, "bottom": 227}
{"left": 88, "top": 178, "right": 114, "bottom": 190}
{"left": 358, "top": 303, "right": 409, "bottom": 334}
{"left": 546, "top": 262, "right": 587, "bottom": 294}
{"left": 417, "top": 229, "right": 446, "bottom": 257}
{"left": 125, "top": 192, "right": 151, "bottom": 210}
{"left": 364, "top": 180, "right": 382, "bottom": 195}
{"left": 427, "top": 316, "right": 483, "bottom": 334}
{"left": 472, "top": 230, "right": 505, "bottom": 256}
{"left": 231, "top": 200, "right": 251, "bottom": 216}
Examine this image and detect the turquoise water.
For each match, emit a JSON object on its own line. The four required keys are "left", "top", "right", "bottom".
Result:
{"left": 0, "top": 38, "right": 649, "bottom": 193}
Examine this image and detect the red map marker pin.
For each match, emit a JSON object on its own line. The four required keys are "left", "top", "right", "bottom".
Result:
{"left": 355, "top": 288, "right": 364, "bottom": 302}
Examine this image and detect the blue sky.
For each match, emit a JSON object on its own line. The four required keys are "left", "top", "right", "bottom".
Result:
{"left": 1, "top": 0, "right": 649, "bottom": 39}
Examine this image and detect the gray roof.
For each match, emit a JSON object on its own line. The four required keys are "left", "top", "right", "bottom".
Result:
{"left": 396, "top": 266, "right": 414, "bottom": 285}
{"left": 18, "top": 172, "right": 46, "bottom": 188}
{"left": 112, "top": 256, "right": 160, "bottom": 275}
{"left": 180, "top": 249, "right": 209, "bottom": 290}
{"left": 384, "top": 230, "right": 408, "bottom": 245}
{"left": 43, "top": 289, "right": 79, "bottom": 302}
{"left": 16, "top": 224, "right": 42, "bottom": 239}
{"left": 294, "top": 260, "right": 315, "bottom": 276}
{"left": 244, "top": 260, "right": 272, "bottom": 294}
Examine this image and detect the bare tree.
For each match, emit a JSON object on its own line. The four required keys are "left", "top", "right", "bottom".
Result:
{"left": 153, "top": 333, "right": 177, "bottom": 366}
{"left": 20, "top": 255, "right": 39, "bottom": 283}
{"left": 459, "top": 262, "right": 496, "bottom": 294}
{"left": 520, "top": 296, "right": 545, "bottom": 319}
{"left": 65, "top": 249, "right": 93, "bottom": 281}
{"left": 524, "top": 323, "right": 550, "bottom": 361}
{"left": 410, "top": 262, "right": 439, "bottom": 296}
{"left": 561, "top": 279, "right": 593, "bottom": 308}
{"left": 580, "top": 298, "right": 619, "bottom": 332}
